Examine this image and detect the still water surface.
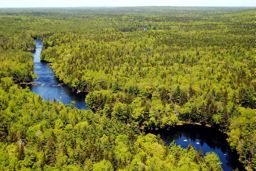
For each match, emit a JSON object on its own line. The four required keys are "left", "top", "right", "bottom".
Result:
{"left": 150, "top": 125, "right": 244, "bottom": 171}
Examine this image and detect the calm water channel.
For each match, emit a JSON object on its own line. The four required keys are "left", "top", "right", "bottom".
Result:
{"left": 31, "top": 39, "right": 87, "bottom": 109}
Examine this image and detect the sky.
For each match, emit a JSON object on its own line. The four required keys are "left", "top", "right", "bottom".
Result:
{"left": 0, "top": 0, "right": 256, "bottom": 8}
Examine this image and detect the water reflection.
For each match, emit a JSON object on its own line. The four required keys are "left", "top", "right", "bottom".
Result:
{"left": 150, "top": 125, "right": 244, "bottom": 171}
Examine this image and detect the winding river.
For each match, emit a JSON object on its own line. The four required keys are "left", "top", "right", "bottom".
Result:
{"left": 30, "top": 39, "right": 243, "bottom": 171}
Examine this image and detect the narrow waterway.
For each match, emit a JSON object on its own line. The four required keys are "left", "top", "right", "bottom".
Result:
{"left": 31, "top": 39, "right": 87, "bottom": 109}
{"left": 30, "top": 39, "right": 243, "bottom": 171}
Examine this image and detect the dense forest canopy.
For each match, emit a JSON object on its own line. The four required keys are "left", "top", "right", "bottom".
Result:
{"left": 0, "top": 7, "right": 255, "bottom": 170}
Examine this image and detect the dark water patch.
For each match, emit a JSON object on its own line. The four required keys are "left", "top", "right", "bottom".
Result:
{"left": 149, "top": 124, "right": 244, "bottom": 171}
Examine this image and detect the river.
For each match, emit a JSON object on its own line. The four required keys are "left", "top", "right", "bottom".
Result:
{"left": 30, "top": 39, "right": 243, "bottom": 171}
{"left": 31, "top": 39, "right": 87, "bottom": 109}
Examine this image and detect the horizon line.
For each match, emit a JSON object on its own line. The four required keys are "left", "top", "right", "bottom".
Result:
{"left": 1, "top": 6, "right": 256, "bottom": 9}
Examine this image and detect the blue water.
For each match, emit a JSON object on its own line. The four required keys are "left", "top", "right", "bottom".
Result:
{"left": 31, "top": 39, "right": 87, "bottom": 109}
{"left": 152, "top": 125, "right": 244, "bottom": 171}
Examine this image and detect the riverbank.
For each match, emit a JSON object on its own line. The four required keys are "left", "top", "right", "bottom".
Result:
{"left": 40, "top": 58, "right": 88, "bottom": 95}
{"left": 29, "top": 39, "right": 87, "bottom": 109}
{"left": 148, "top": 124, "right": 245, "bottom": 171}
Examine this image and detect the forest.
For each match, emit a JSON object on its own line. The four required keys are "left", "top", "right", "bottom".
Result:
{"left": 0, "top": 7, "right": 255, "bottom": 171}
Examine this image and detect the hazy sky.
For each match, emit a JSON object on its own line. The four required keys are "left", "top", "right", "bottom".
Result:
{"left": 0, "top": 0, "right": 256, "bottom": 8}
